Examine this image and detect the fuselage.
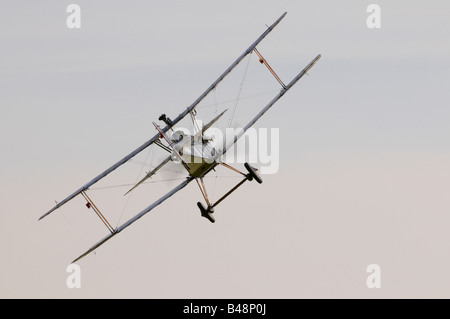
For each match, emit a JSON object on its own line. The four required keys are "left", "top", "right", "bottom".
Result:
{"left": 171, "top": 130, "right": 219, "bottom": 178}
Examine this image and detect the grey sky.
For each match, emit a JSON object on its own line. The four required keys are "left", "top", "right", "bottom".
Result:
{"left": 1, "top": 1, "right": 450, "bottom": 298}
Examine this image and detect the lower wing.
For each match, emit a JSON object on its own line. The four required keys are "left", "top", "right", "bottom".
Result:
{"left": 219, "top": 54, "right": 321, "bottom": 158}
{"left": 72, "top": 176, "right": 194, "bottom": 263}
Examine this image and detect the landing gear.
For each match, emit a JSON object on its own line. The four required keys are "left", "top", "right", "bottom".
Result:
{"left": 196, "top": 162, "right": 263, "bottom": 223}
{"left": 197, "top": 202, "right": 215, "bottom": 223}
{"left": 244, "top": 162, "right": 263, "bottom": 184}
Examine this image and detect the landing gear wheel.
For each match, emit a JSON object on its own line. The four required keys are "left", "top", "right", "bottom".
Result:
{"left": 197, "top": 202, "right": 215, "bottom": 223}
{"left": 244, "top": 162, "right": 263, "bottom": 184}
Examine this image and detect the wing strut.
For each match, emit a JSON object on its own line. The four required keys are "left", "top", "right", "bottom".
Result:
{"left": 72, "top": 176, "right": 194, "bottom": 263}
{"left": 81, "top": 191, "right": 115, "bottom": 234}
{"left": 254, "top": 47, "right": 286, "bottom": 89}
{"left": 219, "top": 53, "right": 322, "bottom": 158}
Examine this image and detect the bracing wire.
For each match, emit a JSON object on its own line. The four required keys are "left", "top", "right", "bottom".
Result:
{"left": 90, "top": 175, "right": 239, "bottom": 191}
{"left": 115, "top": 137, "right": 155, "bottom": 227}
{"left": 227, "top": 52, "right": 253, "bottom": 128}
{"left": 196, "top": 89, "right": 279, "bottom": 111}
{"left": 90, "top": 177, "right": 188, "bottom": 191}
{"left": 61, "top": 209, "right": 90, "bottom": 248}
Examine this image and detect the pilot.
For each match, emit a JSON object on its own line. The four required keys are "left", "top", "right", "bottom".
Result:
{"left": 171, "top": 131, "right": 184, "bottom": 143}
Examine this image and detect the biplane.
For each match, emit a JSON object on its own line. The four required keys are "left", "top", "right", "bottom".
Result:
{"left": 39, "top": 12, "right": 321, "bottom": 263}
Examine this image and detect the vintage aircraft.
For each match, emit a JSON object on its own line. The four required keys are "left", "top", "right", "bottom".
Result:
{"left": 38, "top": 12, "right": 321, "bottom": 263}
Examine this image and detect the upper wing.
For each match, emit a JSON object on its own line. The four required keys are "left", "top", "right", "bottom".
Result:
{"left": 38, "top": 132, "right": 163, "bottom": 221}
{"left": 219, "top": 54, "right": 322, "bottom": 158}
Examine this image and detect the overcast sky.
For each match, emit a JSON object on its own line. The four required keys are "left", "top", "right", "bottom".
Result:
{"left": 1, "top": 1, "right": 450, "bottom": 298}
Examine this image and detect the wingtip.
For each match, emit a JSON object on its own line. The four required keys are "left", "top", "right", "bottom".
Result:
{"left": 71, "top": 257, "right": 81, "bottom": 264}
{"left": 38, "top": 210, "right": 51, "bottom": 221}
{"left": 123, "top": 189, "right": 132, "bottom": 196}
{"left": 71, "top": 231, "right": 119, "bottom": 263}
{"left": 71, "top": 253, "right": 86, "bottom": 264}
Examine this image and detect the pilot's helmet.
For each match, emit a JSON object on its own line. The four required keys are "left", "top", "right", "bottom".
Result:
{"left": 171, "top": 130, "right": 184, "bottom": 143}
